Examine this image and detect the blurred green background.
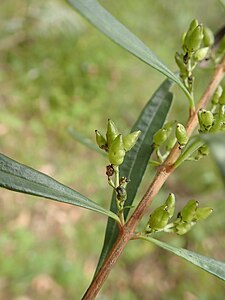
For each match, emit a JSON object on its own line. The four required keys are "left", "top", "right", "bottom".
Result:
{"left": 1, "top": 0, "right": 225, "bottom": 299}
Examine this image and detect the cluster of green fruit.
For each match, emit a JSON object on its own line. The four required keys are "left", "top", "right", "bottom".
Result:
{"left": 145, "top": 194, "right": 213, "bottom": 235}
{"left": 95, "top": 120, "right": 141, "bottom": 219}
{"left": 152, "top": 120, "right": 189, "bottom": 163}
{"left": 95, "top": 119, "right": 141, "bottom": 166}
{"left": 175, "top": 19, "right": 214, "bottom": 95}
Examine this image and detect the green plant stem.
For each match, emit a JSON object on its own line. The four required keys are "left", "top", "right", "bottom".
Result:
{"left": 114, "top": 166, "right": 125, "bottom": 224}
{"left": 82, "top": 54, "right": 225, "bottom": 300}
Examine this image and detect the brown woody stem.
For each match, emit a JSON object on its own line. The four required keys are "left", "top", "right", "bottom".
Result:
{"left": 82, "top": 55, "right": 225, "bottom": 300}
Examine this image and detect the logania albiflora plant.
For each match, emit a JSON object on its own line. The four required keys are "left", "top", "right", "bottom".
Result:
{"left": 1, "top": 1, "right": 225, "bottom": 299}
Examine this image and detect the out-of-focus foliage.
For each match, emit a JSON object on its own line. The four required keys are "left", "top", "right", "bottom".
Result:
{"left": 0, "top": 0, "right": 225, "bottom": 299}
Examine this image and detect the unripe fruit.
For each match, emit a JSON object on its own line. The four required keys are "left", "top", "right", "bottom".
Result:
{"left": 203, "top": 26, "right": 215, "bottom": 47}
{"left": 95, "top": 130, "right": 108, "bottom": 151}
{"left": 175, "top": 123, "right": 189, "bottom": 147}
{"left": 198, "top": 109, "right": 214, "bottom": 131}
{"left": 175, "top": 221, "right": 195, "bottom": 235}
{"left": 164, "top": 193, "right": 176, "bottom": 218}
{"left": 106, "top": 119, "right": 119, "bottom": 147}
{"left": 108, "top": 134, "right": 125, "bottom": 166}
{"left": 148, "top": 205, "right": 170, "bottom": 231}
{"left": 195, "top": 207, "right": 213, "bottom": 221}
{"left": 219, "top": 89, "right": 225, "bottom": 105}
{"left": 194, "top": 47, "right": 209, "bottom": 62}
{"left": 180, "top": 199, "right": 198, "bottom": 223}
{"left": 211, "top": 86, "right": 223, "bottom": 105}
{"left": 153, "top": 128, "right": 168, "bottom": 147}
{"left": 184, "top": 24, "right": 204, "bottom": 52}
{"left": 123, "top": 130, "right": 141, "bottom": 151}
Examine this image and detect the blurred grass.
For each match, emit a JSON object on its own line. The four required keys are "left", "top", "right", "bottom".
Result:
{"left": 0, "top": 0, "right": 225, "bottom": 299}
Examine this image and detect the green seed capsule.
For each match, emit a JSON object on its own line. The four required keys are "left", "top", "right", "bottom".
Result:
{"left": 203, "top": 26, "right": 215, "bottom": 47}
{"left": 198, "top": 144, "right": 209, "bottom": 156}
{"left": 194, "top": 144, "right": 209, "bottom": 160}
{"left": 123, "top": 130, "right": 141, "bottom": 151}
{"left": 164, "top": 120, "right": 176, "bottom": 132}
{"left": 153, "top": 128, "right": 168, "bottom": 147}
{"left": 175, "top": 221, "right": 196, "bottom": 235}
{"left": 175, "top": 123, "right": 189, "bottom": 148}
{"left": 194, "top": 47, "right": 209, "bottom": 62}
{"left": 106, "top": 119, "right": 120, "bottom": 147}
{"left": 148, "top": 205, "right": 170, "bottom": 232}
{"left": 108, "top": 134, "right": 126, "bottom": 166}
{"left": 219, "top": 89, "right": 225, "bottom": 105}
{"left": 95, "top": 130, "right": 108, "bottom": 151}
{"left": 211, "top": 86, "right": 223, "bottom": 105}
{"left": 165, "top": 137, "right": 177, "bottom": 152}
{"left": 188, "top": 19, "right": 199, "bottom": 32}
{"left": 198, "top": 109, "right": 214, "bottom": 131}
{"left": 181, "top": 199, "right": 198, "bottom": 223}
{"left": 184, "top": 24, "right": 204, "bottom": 52}
{"left": 195, "top": 207, "right": 213, "bottom": 221}
{"left": 164, "top": 193, "right": 176, "bottom": 218}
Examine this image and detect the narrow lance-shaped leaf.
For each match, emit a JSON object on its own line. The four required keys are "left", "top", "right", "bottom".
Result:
{"left": 140, "top": 236, "right": 225, "bottom": 281}
{"left": 67, "top": 0, "right": 190, "bottom": 99}
{"left": 0, "top": 153, "right": 119, "bottom": 222}
{"left": 95, "top": 79, "right": 174, "bottom": 275}
{"left": 200, "top": 133, "right": 225, "bottom": 182}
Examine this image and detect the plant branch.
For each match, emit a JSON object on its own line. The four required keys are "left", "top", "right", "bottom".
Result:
{"left": 82, "top": 55, "right": 225, "bottom": 300}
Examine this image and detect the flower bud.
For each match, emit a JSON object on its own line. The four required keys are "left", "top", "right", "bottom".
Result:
{"left": 184, "top": 24, "right": 204, "bottom": 52}
{"left": 203, "top": 26, "right": 215, "bottom": 47}
{"left": 175, "top": 221, "right": 196, "bottom": 235}
{"left": 195, "top": 207, "right": 213, "bottom": 221}
{"left": 198, "top": 109, "right": 214, "bottom": 131}
{"left": 180, "top": 199, "right": 198, "bottom": 223}
{"left": 164, "top": 193, "right": 176, "bottom": 218}
{"left": 116, "top": 185, "right": 127, "bottom": 202}
{"left": 219, "top": 89, "right": 225, "bottom": 105}
{"left": 108, "top": 134, "right": 126, "bottom": 166}
{"left": 175, "top": 123, "right": 189, "bottom": 148}
{"left": 95, "top": 130, "right": 108, "bottom": 151}
{"left": 123, "top": 130, "right": 141, "bottom": 151}
{"left": 147, "top": 205, "right": 170, "bottom": 232}
{"left": 193, "top": 47, "right": 209, "bottom": 62}
{"left": 153, "top": 128, "right": 168, "bottom": 147}
{"left": 106, "top": 119, "right": 120, "bottom": 147}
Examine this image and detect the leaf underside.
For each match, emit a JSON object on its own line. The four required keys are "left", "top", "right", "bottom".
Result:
{"left": 0, "top": 153, "right": 119, "bottom": 222}
{"left": 141, "top": 236, "right": 225, "bottom": 281}
{"left": 95, "top": 79, "right": 174, "bottom": 275}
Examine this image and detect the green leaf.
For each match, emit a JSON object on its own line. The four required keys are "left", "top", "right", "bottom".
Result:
{"left": 0, "top": 153, "right": 119, "bottom": 222}
{"left": 67, "top": 0, "right": 191, "bottom": 99}
{"left": 200, "top": 133, "right": 225, "bottom": 181}
{"left": 140, "top": 236, "right": 225, "bottom": 281}
{"left": 95, "top": 79, "right": 173, "bottom": 275}
{"left": 68, "top": 127, "right": 106, "bottom": 156}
